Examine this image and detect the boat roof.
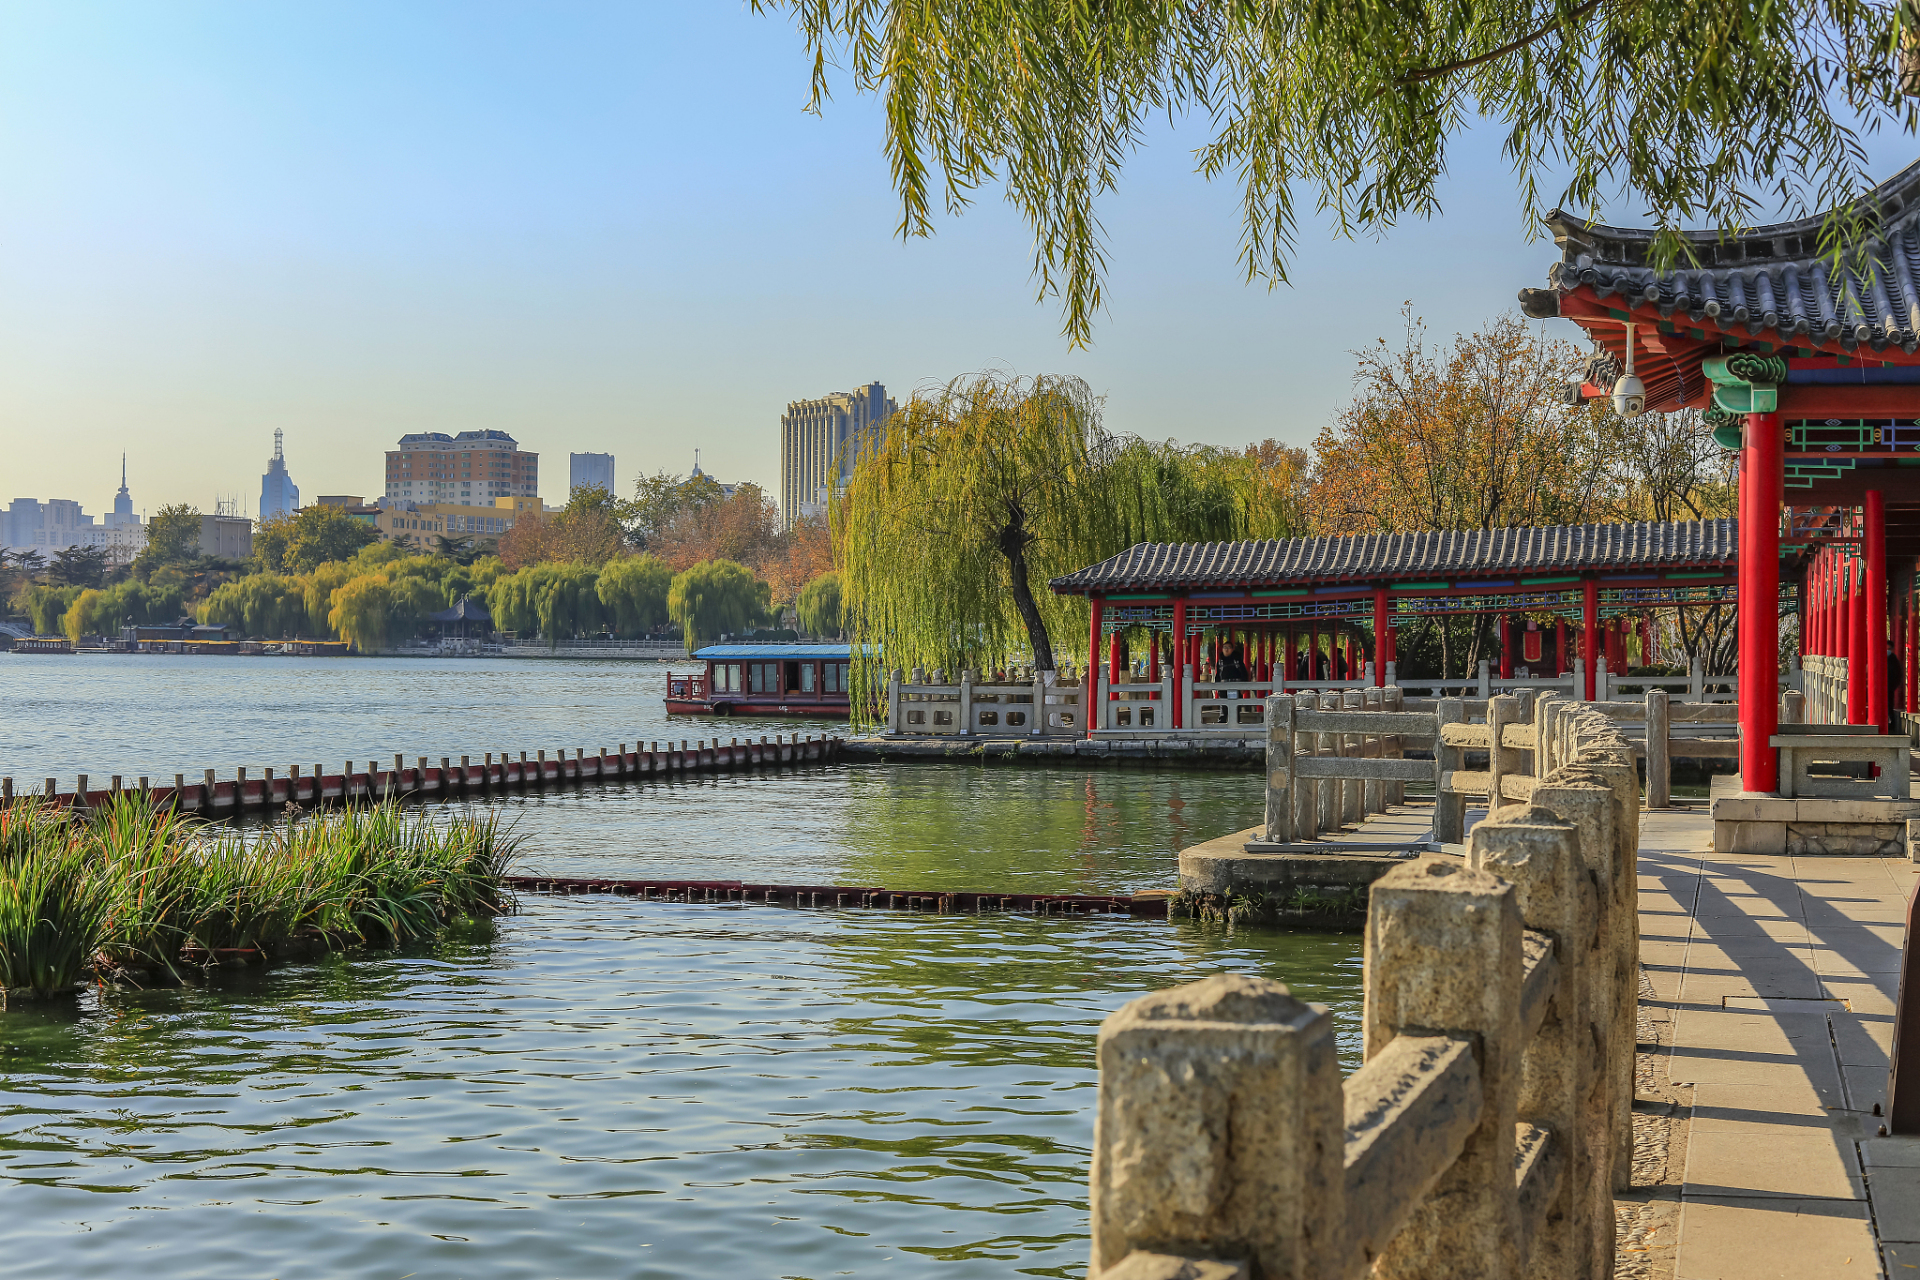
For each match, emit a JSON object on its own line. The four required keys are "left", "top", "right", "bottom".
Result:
{"left": 694, "top": 644, "right": 855, "bottom": 659}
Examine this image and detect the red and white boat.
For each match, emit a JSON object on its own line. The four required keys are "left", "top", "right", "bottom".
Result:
{"left": 664, "top": 644, "right": 853, "bottom": 718}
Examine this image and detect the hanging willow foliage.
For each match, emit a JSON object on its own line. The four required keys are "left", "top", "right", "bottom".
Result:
{"left": 835, "top": 370, "right": 1308, "bottom": 726}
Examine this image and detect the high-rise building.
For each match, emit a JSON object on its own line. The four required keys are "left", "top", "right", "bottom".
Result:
{"left": 385, "top": 430, "right": 538, "bottom": 505}
{"left": 780, "top": 381, "right": 896, "bottom": 527}
{"left": 2, "top": 459, "right": 147, "bottom": 565}
{"left": 259, "top": 430, "right": 301, "bottom": 521}
{"left": 570, "top": 452, "right": 615, "bottom": 495}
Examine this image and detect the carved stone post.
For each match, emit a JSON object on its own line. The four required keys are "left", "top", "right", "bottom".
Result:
{"left": 1434, "top": 698, "right": 1466, "bottom": 845}
{"left": 1644, "top": 687, "right": 1670, "bottom": 809}
{"left": 1366, "top": 860, "right": 1524, "bottom": 1280}
{"left": 1264, "top": 695, "right": 1294, "bottom": 843}
{"left": 1090, "top": 975, "right": 1343, "bottom": 1279}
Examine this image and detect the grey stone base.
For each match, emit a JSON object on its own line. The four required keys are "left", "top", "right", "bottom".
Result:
{"left": 1785, "top": 823, "right": 1906, "bottom": 857}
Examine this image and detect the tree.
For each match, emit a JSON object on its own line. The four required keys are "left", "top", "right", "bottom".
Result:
{"left": 133, "top": 504, "right": 201, "bottom": 577}
{"left": 498, "top": 488, "right": 624, "bottom": 568}
{"left": 648, "top": 482, "right": 783, "bottom": 573}
{"left": 1607, "top": 408, "right": 1737, "bottom": 524}
{"left": 485, "top": 562, "right": 604, "bottom": 647}
{"left": 258, "top": 504, "right": 380, "bottom": 573}
{"left": 627, "top": 469, "right": 725, "bottom": 548}
{"left": 60, "top": 589, "right": 105, "bottom": 643}
{"left": 596, "top": 555, "right": 674, "bottom": 636}
{"left": 328, "top": 575, "right": 394, "bottom": 652}
{"left": 668, "top": 559, "right": 770, "bottom": 651}
{"left": 757, "top": 1, "right": 1913, "bottom": 344}
{"left": 838, "top": 370, "right": 1255, "bottom": 685}
{"left": 762, "top": 514, "right": 836, "bottom": 611}
{"left": 1311, "top": 311, "right": 1612, "bottom": 537}
{"left": 200, "top": 573, "right": 310, "bottom": 638}
{"left": 797, "top": 570, "right": 844, "bottom": 639}
{"left": 21, "top": 584, "right": 82, "bottom": 636}
{"left": 48, "top": 544, "right": 109, "bottom": 588}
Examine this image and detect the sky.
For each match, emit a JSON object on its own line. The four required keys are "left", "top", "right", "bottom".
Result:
{"left": 2, "top": 2, "right": 1917, "bottom": 518}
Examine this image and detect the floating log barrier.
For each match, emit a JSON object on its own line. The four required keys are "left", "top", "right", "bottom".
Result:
{"left": 503, "top": 875, "right": 1170, "bottom": 918}
{"left": 1, "top": 734, "right": 844, "bottom": 817}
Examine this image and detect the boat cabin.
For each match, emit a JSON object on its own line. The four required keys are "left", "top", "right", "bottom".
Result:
{"left": 664, "top": 644, "right": 853, "bottom": 718}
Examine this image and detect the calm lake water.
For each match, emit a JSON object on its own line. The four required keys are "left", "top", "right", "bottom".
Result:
{"left": 1, "top": 654, "right": 1364, "bottom": 1279}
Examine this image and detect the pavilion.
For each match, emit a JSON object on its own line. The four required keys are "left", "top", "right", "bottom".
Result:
{"left": 1054, "top": 157, "right": 1920, "bottom": 809}
{"left": 1049, "top": 519, "right": 1738, "bottom": 730}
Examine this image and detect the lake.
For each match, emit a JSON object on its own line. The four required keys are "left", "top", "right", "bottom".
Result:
{"left": 0, "top": 654, "right": 1364, "bottom": 1279}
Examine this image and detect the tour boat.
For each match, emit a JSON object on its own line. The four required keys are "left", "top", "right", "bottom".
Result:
{"left": 664, "top": 644, "right": 853, "bottom": 718}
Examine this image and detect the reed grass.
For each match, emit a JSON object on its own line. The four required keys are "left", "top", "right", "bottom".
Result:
{"left": 0, "top": 793, "right": 521, "bottom": 999}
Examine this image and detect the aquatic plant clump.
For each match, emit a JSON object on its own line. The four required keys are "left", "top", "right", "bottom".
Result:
{"left": 0, "top": 793, "right": 521, "bottom": 1002}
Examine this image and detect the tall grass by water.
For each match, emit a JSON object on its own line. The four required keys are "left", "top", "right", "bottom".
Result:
{"left": 0, "top": 794, "right": 519, "bottom": 1001}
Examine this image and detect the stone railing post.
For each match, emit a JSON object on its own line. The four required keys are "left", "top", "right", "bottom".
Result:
{"left": 1486, "top": 693, "right": 1516, "bottom": 817}
{"left": 1645, "top": 687, "right": 1670, "bottom": 808}
{"left": 1264, "top": 695, "right": 1295, "bottom": 843}
{"left": 1365, "top": 860, "right": 1524, "bottom": 1280}
{"left": 959, "top": 669, "right": 975, "bottom": 736}
{"left": 1320, "top": 691, "right": 1345, "bottom": 834}
{"left": 1089, "top": 974, "right": 1343, "bottom": 1280}
{"left": 1533, "top": 754, "right": 1632, "bottom": 1195}
{"left": 1470, "top": 807, "right": 1606, "bottom": 1278}
{"left": 1342, "top": 688, "right": 1365, "bottom": 826}
{"left": 1477, "top": 659, "right": 1491, "bottom": 698}
{"left": 1532, "top": 691, "right": 1559, "bottom": 779}
{"left": 1384, "top": 685, "right": 1406, "bottom": 805}
{"left": 1362, "top": 686, "right": 1384, "bottom": 816}
{"left": 1434, "top": 698, "right": 1466, "bottom": 845}
{"left": 1571, "top": 658, "right": 1585, "bottom": 703}
{"left": 1293, "top": 692, "right": 1321, "bottom": 842}
{"left": 1033, "top": 669, "right": 1047, "bottom": 737}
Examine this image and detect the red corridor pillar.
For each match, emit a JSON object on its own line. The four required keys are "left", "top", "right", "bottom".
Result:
{"left": 1849, "top": 555, "right": 1869, "bottom": 724}
{"left": 1582, "top": 579, "right": 1599, "bottom": 701}
{"left": 1373, "top": 588, "right": 1389, "bottom": 686}
{"left": 1738, "top": 412, "right": 1782, "bottom": 792}
{"left": 1866, "top": 491, "right": 1888, "bottom": 729}
{"left": 1170, "top": 599, "right": 1187, "bottom": 729}
{"left": 1499, "top": 613, "right": 1513, "bottom": 680}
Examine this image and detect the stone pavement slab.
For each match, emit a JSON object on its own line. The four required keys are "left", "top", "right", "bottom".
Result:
{"left": 1642, "top": 805, "right": 1917, "bottom": 1278}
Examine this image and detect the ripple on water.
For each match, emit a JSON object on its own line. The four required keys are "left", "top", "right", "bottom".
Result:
{"left": 0, "top": 898, "right": 1362, "bottom": 1280}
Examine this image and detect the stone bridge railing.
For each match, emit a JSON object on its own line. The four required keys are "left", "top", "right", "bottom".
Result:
{"left": 1260, "top": 690, "right": 1431, "bottom": 843}
{"left": 1092, "top": 709, "right": 1641, "bottom": 1280}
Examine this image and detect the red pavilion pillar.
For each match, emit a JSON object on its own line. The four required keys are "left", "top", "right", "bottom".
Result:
{"left": 1849, "top": 553, "right": 1869, "bottom": 724}
{"left": 1499, "top": 613, "right": 1513, "bottom": 681}
{"left": 1867, "top": 491, "right": 1889, "bottom": 729}
{"left": 1373, "top": 587, "right": 1390, "bottom": 686}
{"left": 1582, "top": 579, "right": 1599, "bottom": 701}
{"left": 1738, "top": 412, "right": 1782, "bottom": 792}
{"left": 1555, "top": 618, "right": 1568, "bottom": 677}
{"left": 1087, "top": 596, "right": 1104, "bottom": 739}
{"left": 1170, "top": 599, "right": 1187, "bottom": 729}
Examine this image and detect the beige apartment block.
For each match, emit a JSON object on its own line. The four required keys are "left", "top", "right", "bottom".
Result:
{"left": 779, "top": 381, "right": 895, "bottom": 527}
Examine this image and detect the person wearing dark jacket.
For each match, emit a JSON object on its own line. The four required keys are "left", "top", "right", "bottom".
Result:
{"left": 1217, "top": 641, "right": 1251, "bottom": 684}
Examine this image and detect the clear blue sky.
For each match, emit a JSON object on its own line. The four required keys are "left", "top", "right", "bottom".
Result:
{"left": 3, "top": 1, "right": 1915, "bottom": 517}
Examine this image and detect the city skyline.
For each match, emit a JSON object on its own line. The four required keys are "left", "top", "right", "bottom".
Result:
{"left": 5, "top": 4, "right": 1917, "bottom": 513}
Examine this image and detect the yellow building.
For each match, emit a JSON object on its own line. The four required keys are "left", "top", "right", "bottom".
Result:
{"left": 346, "top": 496, "right": 540, "bottom": 550}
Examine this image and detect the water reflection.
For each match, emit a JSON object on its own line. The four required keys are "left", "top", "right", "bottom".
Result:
{"left": 0, "top": 899, "right": 1359, "bottom": 1279}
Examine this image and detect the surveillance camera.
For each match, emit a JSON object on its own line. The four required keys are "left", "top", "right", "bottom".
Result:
{"left": 1611, "top": 372, "right": 1647, "bottom": 417}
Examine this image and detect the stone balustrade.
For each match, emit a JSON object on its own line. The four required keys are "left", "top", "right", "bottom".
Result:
{"left": 1091, "top": 708, "right": 1642, "bottom": 1280}
{"left": 1259, "top": 689, "right": 1429, "bottom": 844}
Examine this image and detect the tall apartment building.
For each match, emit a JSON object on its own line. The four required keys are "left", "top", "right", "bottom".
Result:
{"left": 780, "top": 381, "right": 896, "bottom": 526}
{"left": 385, "top": 430, "right": 537, "bottom": 505}
{"left": 570, "top": 452, "right": 615, "bottom": 495}
{"left": 259, "top": 429, "right": 301, "bottom": 520}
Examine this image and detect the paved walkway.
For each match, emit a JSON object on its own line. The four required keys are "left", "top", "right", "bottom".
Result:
{"left": 1638, "top": 808, "right": 1918, "bottom": 1279}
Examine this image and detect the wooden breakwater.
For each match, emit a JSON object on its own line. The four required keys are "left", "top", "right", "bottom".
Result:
{"left": 507, "top": 875, "right": 1170, "bottom": 918}
{"left": 1, "top": 734, "right": 843, "bottom": 818}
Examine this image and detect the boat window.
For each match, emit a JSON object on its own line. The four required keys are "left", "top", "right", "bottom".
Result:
{"left": 824, "top": 662, "right": 847, "bottom": 693}
{"left": 751, "top": 664, "right": 771, "bottom": 693}
{"left": 800, "top": 663, "right": 816, "bottom": 692}
{"left": 724, "top": 663, "right": 742, "bottom": 691}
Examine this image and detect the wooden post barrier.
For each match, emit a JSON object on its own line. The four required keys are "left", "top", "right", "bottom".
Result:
{"left": 1090, "top": 722, "right": 1638, "bottom": 1280}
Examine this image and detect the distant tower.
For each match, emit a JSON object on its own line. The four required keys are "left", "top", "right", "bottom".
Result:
{"left": 259, "top": 429, "right": 301, "bottom": 521}
{"left": 108, "top": 454, "right": 136, "bottom": 527}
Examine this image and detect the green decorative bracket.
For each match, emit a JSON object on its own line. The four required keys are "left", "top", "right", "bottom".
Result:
{"left": 1702, "top": 352, "right": 1787, "bottom": 416}
{"left": 1703, "top": 404, "right": 1744, "bottom": 450}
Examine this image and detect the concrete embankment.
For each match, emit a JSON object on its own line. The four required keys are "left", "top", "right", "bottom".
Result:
{"left": 1, "top": 734, "right": 843, "bottom": 818}
{"left": 844, "top": 734, "right": 1265, "bottom": 766}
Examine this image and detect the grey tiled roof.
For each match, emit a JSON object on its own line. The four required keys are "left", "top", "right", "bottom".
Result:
{"left": 1049, "top": 520, "right": 1736, "bottom": 594}
{"left": 1538, "top": 160, "right": 1920, "bottom": 353}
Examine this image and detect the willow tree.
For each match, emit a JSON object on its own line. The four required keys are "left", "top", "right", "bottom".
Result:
{"left": 757, "top": 1, "right": 1914, "bottom": 344}
{"left": 668, "top": 559, "right": 770, "bottom": 651}
{"left": 837, "top": 373, "right": 1262, "bottom": 716}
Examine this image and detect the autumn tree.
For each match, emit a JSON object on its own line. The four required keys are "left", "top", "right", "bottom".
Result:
{"left": 498, "top": 488, "right": 624, "bottom": 568}
{"left": 762, "top": 514, "right": 836, "bottom": 612}
{"left": 626, "top": 469, "right": 725, "bottom": 548}
{"left": 648, "top": 482, "right": 783, "bottom": 573}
